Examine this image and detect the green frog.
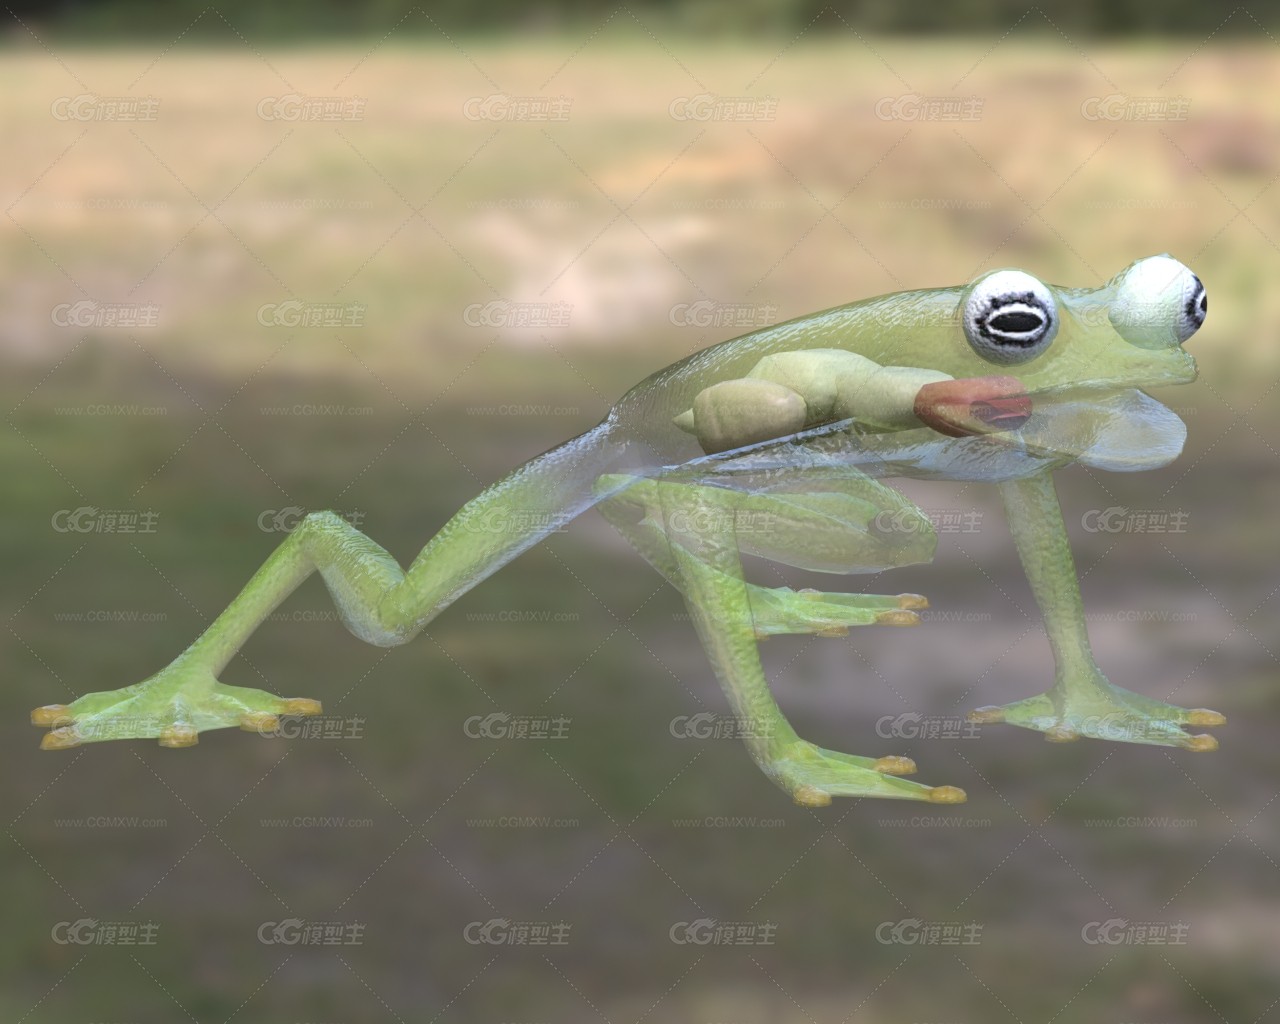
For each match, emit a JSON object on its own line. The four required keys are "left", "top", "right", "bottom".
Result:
{"left": 33, "top": 254, "right": 1220, "bottom": 807}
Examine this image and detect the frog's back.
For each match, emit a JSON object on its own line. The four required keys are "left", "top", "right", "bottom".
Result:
{"left": 608, "top": 286, "right": 962, "bottom": 464}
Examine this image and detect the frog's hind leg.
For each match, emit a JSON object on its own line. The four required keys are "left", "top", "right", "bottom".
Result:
{"left": 34, "top": 422, "right": 630, "bottom": 749}
{"left": 596, "top": 471, "right": 964, "bottom": 805}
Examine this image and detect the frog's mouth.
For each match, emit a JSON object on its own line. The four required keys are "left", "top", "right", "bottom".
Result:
{"left": 914, "top": 357, "right": 1197, "bottom": 440}
{"left": 914, "top": 376, "right": 1032, "bottom": 438}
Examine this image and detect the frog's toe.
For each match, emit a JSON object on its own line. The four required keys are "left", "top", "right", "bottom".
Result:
{"left": 768, "top": 740, "right": 964, "bottom": 804}
{"left": 750, "top": 586, "right": 928, "bottom": 638}
{"left": 277, "top": 697, "right": 323, "bottom": 716}
{"left": 31, "top": 704, "right": 74, "bottom": 728}
{"left": 874, "top": 610, "right": 921, "bottom": 626}
{"left": 159, "top": 723, "right": 200, "bottom": 748}
{"left": 1098, "top": 698, "right": 1224, "bottom": 749}
{"left": 873, "top": 754, "right": 917, "bottom": 775}
{"left": 40, "top": 725, "right": 84, "bottom": 750}
{"left": 792, "top": 784, "right": 832, "bottom": 807}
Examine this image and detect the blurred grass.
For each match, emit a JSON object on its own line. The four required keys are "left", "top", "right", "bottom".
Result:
{"left": 2, "top": 36, "right": 1279, "bottom": 1024}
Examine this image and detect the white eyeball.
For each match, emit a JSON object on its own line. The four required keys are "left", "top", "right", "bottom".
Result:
{"left": 1108, "top": 255, "right": 1206, "bottom": 347}
{"left": 961, "top": 269, "right": 1059, "bottom": 365}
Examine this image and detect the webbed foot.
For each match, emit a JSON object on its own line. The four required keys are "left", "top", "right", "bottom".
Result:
{"left": 967, "top": 677, "right": 1222, "bottom": 751}
{"left": 32, "top": 660, "right": 321, "bottom": 749}
{"left": 765, "top": 739, "right": 966, "bottom": 805}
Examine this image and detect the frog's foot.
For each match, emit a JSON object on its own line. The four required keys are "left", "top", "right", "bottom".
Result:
{"left": 32, "top": 661, "right": 322, "bottom": 749}
{"left": 749, "top": 586, "right": 928, "bottom": 638}
{"left": 764, "top": 739, "right": 966, "bottom": 806}
{"left": 967, "top": 680, "right": 1223, "bottom": 751}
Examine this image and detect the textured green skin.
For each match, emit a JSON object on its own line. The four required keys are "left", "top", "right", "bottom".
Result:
{"left": 32, "top": 256, "right": 1222, "bottom": 805}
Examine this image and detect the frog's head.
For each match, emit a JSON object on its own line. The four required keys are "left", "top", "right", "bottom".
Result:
{"left": 956, "top": 254, "right": 1204, "bottom": 394}
{"left": 916, "top": 255, "right": 1204, "bottom": 439}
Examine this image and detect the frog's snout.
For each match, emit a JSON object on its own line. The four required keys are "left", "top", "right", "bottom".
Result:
{"left": 914, "top": 376, "right": 1030, "bottom": 438}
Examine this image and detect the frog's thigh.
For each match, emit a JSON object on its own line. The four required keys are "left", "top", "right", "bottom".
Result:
{"left": 596, "top": 476, "right": 730, "bottom": 591}
{"left": 727, "top": 475, "right": 936, "bottom": 575}
{"left": 597, "top": 472, "right": 934, "bottom": 636}
{"left": 703, "top": 472, "right": 937, "bottom": 636}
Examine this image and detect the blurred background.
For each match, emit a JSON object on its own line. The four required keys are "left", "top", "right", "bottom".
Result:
{"left": 2, "top": 4, "right": 1278, "bottom": 1022}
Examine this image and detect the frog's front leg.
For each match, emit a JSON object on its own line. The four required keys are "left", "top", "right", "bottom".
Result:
{"left": 599, "top": 473, "right": 966, "bottom": 805}
{"left": 968, "top": 471, "right": 1224, "bottom": 750}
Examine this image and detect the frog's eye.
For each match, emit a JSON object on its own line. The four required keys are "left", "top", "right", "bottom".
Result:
{"left": 961, "top": 270, "right": 1059, "bottom": 365}
{"left": 1109, "top": 255, "right": 1206, "bottom": 347}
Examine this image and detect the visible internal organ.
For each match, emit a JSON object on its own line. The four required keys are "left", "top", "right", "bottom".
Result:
{"left": 913, "top": 376, "right": 1031, "bottom": 438}
{"left": 674, "top": 349, "right": 1031, "bottom": 455}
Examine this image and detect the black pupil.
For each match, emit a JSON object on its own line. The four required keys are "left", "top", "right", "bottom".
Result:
{"left": 989, "top": 310, "right": 1043, "bottom": 334}
{"left": 1187, "top": 282, "right": 1206, "bottom": 323}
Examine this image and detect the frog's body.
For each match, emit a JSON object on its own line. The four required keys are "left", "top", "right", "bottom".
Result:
{"left": 33, "top": 254, "right": 1222, "bottom": 806}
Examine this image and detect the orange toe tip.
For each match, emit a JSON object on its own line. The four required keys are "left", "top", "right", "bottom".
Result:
{"left": 896, "top": 593, "right": 929, "bottom": 610}
{"left": 1186, "top": 733, "right": 1219, "bottom": 752}
{"left": 875, "top": 610, "right": 920, "bottom": 627}
{"left": 1186, "top": 709, "right": 1225, "bottom": 727}
{"left": 31, "top": 705, "right": 73, "bottom": 727}
{"left": 874, "top": 755, "right": 917, "bottom": 776}
{"left": 40, "top": 727, "right": 82, "bottom": 750}
{"left": 279, "top": 698, "right": 323, "bottom": 716}
{"left": 792, "top": 785, "right": 833, "bottom": 807}
{"left": 158, "top": 725, "right": 198, "bottom": 748}
{"left": 1045, "top": 727, "right": 1081, "bottom": 743}
{"left": 927, "top": 785, "right": 967, "bottom": 804}
{"left": 967, "top": 706, "right": 1005, "bottom": 724}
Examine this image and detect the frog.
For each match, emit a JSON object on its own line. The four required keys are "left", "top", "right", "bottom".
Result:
{"left": 32, "top": 253, "right": 1221, "bottom": 807}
